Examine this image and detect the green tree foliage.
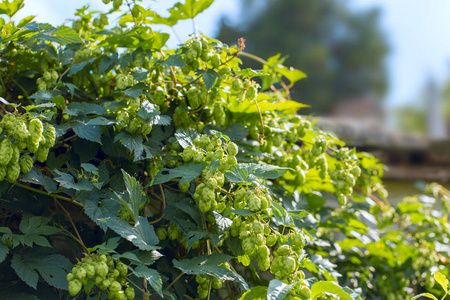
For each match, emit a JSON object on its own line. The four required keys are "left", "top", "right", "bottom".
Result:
{"left": 0, "top": 1, "right": 448, "bottom": 299}
{"left": 217, "top": 0, "right": 389, "bottom": 114}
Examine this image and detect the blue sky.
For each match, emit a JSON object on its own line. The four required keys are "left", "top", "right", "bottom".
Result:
{"left": 12, "top": 0, "right": 450, "bottom": 110}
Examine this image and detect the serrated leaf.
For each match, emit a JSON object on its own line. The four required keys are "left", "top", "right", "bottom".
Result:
{"left": 105, "top": 216, "right": 159, "bottom": 251}
{"left": 225, "top": 163, "right": 290, "bottom": 184}
{"left": 11, "top": 253, "right": 39, "bottom": 289}
{"left": 131, "top": 67, "right": 150, "bottom": 81}
{"left": 174, "top": 129, "right": 200, "bottom": 148}
{"left": 54, "top": 170, "right": 93, "bottom": 191}
{"left": 213, "top": 211, "right": 232, "bottom": 232}
{"left": 199, "top": 69, "right": 219, "bottom": 90}
{"left": 117, "top": 169, "right": 144, "bottom": 222}
{"left": 239, "top": 286, "right": 267, "bottom": 300}
{"left": 223, "top": 123, "right": 248, "bottom": 141}
{"left": 84, "top": 196, "right": 120, "bottom": 231}
{"left": 0, "top": 242, "right": 9, "bottom": 263}
{"left": 434, "top": 272, "right": 448, "bottom": 292}
{"left": 11, "top": 249, "right": 70, "bottom": 290}
{"left": 81, "top": 163, "right": 98, "bottom": 174}
{"left": 19, "top": 215, "right": 42, "bottom": 235}
{"left": 32, "top": 26, "right": 82, "bottom": 44}
{"left": 160, "top": 54, "right": 185, "bottom": 67}
{"left": 132, "top": 266, "right": 163, "bottom": 296}
{"left": 311, "top": 281, "right": 353, "bottom": 300}
{"left": 181, "top": 230, "right": 208, "bottom": 251}
{"left": 151, "top": 115, "right": 171, "bottom": 126}
{"left": 122, "top": 82, "right": 147, "bottom": 98}
{"left": 267, "top": 279, "right": 295, "bottom": 300}
{"left": 168, "top": 0, "right": 214, "bottom": 21}
{"left": 411, "top": 293, "right": 439, "bottom": 300}
{"left": 137, "top": 100, "right": 159, "bottom": 120}
{"left": 64, "top": 103, "right": 107, "bottom": 116}
{"left": 114, "top": 131, "right": 157, "bottom": 161}
{"left": 173, "top": 254, "right": 248, "bottom": 290}
{"left": 275, "top": 65, "right": 306, "bottom": 84}
{"left": 0, "top": 0, "right": 24, "bottom": 17}
{"left": 65, "top": 120, "right": 102, "bottom": 144}
{"left": 271, "top": 201, "right": 294, "bottom": 226}
{"left": 98, "top": 53, "right": 119, "bottom": 74}
{"left": 86, "top": 117, "right": 116, "bottom": 126}
{"left": 151, "top": 162, "right": 206, "bottom": 186}
{"left": 21, "top": 167, "right": 58, "bottom": 193}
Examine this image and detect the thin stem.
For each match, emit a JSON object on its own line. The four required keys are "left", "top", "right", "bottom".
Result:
{"left": 14, "top": 182, "right": 83, "bottom": 207}
{"left": 253, "top": 97, "right": 265, "bottom": 140}
{"left": 58, "top": 225, "right": 87, "bottom": 251}
{"left": 125, "top": 277, "right": 147, "bottom": 295}
{"left": 55, "top": 199, "right": 88, "bottom": 253}
{"left": 159, "top": 50, "right": 177, "bottom": 85}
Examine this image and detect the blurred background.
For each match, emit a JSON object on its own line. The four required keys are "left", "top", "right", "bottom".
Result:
{"left": 13, "top": 0, "right": 450, "bottom": 200}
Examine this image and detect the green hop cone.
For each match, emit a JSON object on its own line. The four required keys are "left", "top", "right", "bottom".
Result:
{"left": 0, "top": 138, "right": 13, "bottom": 165}
{"left": 35, "top": 145, "right": 50, "bottom": 163}
{"left": 0, "top": 166, "right": 6, "bottom": 181}
{"left": 179, "top": 181, "right": 190, "bottom": 192}
{"left": 19, "top": 155, "right": 34, "bottom": 174}
{"left": 68, "top": 278, "right": 82, "bottom": 296}
{"left": 156, "top": 227, "right": 167, "bottom": 241}
{"left": 125, "top": 287, "right": 135, "bottom": 300}
{"left": 0, "top": 113, "right": 16, "bottom": 130}
{"left": 28, "top": 118, "right": 44, "bottom": 143}
{"left": 42, "top": 123, "right": 56, "bottom": 148}
{"left": 12, "top": 119, "right": 29, "bottom": 141}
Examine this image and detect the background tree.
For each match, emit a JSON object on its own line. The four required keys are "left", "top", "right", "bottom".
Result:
{"left": 217, "top": 0, "right": 389, "bottom": 114}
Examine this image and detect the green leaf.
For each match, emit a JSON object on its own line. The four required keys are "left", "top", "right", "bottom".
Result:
{"left": 434, "top": 272, "right": 448, "bottom": 292}
{"left": 167, "top": 0, "right": 214, "bottom": 22}
{"left": 0, "top": 0, "right": 24, "bottom": 18}
{"left": 160, "top": 54, "right": 185, "bottom": 67}
{"left": 32, "top": 26, "right": 83, "bottom": 44}
{"left": 131, "top": 67, "right": 150, "bottom": 81}
{"left": 117, "top": 169, "right": 144, "bottom": 222}
{"left": 311, "top": 281, "right": 353, "bottom": 300}
{"left": 132, "top": 266, "right": 163, "bottom": 296}
{"left": 225, "top": 163, "right": 290, "bottom": 184}
{"left": 275, "top": 65, "right": 306, "bottom": 84}
{"left": 98, "top": 53, "right": 119, "bottom": 74}
{"left": 84, "top": 196, "right": 120, "bottom": 231}
{"left": 137, "top": 100, "right": 159, "bottom": 120}
{"left": 64, "top": 103, "right": 107, "bottom": 116}
{"left": 81, "top": 163, "right": 98, "bottom": 174}
{"left": 175, "top": 129, "right": 200, "bottom": 149}
{"left": 11, "top": 248, "right": 70, "bottom": 290}
{"left": 411, "top": 293, "right": 439, "bottom": 300}
{"left": 271, "top": 202, "right": 294, "bottom": 226}
{"left": 59, "top": 119, "right": 102, "bottom": 144}
{"left": 151, "top": 163, "right": 206, "bottom": 185}
{"left": 267, "top": 279, "right": 295, "bottom": 300}
{"left": 173, "top": 254, "right": 249, "bottom": 290}
{"left": 105, "top": 216, "right": 159, "bottom": 251}
{"left": 223, "top": 123, "right": 249, "bottom": 141}
{"left": 228, "top": 96, "right": 307, "bottom": 114}
{"left": 239, "top": 286, "right": 267, "bottom": 300}
{"left": 181, "top": 230, "right": 208, "bottom": 251}
{"left": 122, "top": 82, "right": 147, "bottom": 98}
{"left": 0, "top": 242, "right": 9, "bottom": 263}
{"left": 20, "top": 168, "right": 57, "bottom": 193}
{"left": 54, "top": 170, "right": 93, "bottom": 191}
{"left": 199, "top": 69, "right": 219, "bottom": 90}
